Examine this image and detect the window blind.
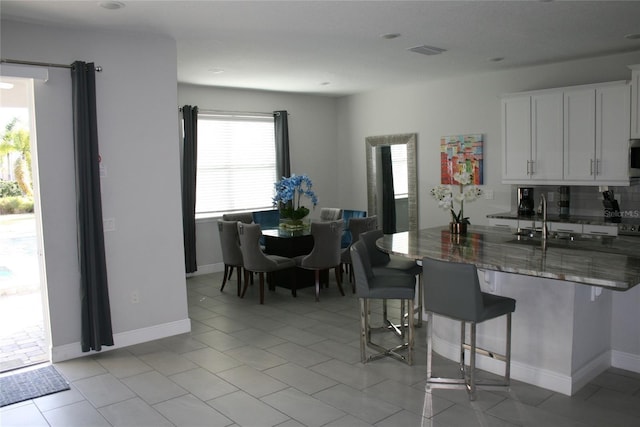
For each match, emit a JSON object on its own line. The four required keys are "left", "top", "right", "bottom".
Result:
{"left": 196, "top": 114, "right": 277, "bottom": 215}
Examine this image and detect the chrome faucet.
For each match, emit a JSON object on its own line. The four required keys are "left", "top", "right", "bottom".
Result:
{"left": 540, "top": 193, "right": 548, "bottom": 241}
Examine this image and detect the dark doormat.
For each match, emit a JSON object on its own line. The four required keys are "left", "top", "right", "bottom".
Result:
{"left": 0, "top": 365, "right": 70, "bottom": 407}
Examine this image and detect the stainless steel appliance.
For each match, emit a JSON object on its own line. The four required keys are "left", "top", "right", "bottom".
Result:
{"left": 618, "top": 219, "right": 640, "bottom": 237}
{"left": 630, "top": 139, "right": 640, "bottom": 178}
{"left": 517, "top": 187, "right": 534, "bottom": 216}
{"left": 557, "top": 186, "right": 570, "bottom": 218}
{"left": 602, "top": 190, "right": 620, "bottom": 222}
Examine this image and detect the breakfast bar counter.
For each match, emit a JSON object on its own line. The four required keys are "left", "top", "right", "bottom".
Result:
{"left": 377, "top": 225, "right": 640, "bottom": 395}
{"left": 377, "top": 225, "right": 640, "bottom": 291}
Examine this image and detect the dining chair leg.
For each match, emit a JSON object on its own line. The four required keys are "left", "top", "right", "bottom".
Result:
{"left": 258, "top": 272, "right": 265, "bottom": 304}
{"left": 314, "top": 270, "right": 321, "bottom": 302}
{"left": 236, "top": 266, "right": 242, "bottom": 297}
{"left": 334, "top": 266, "right": 345, "bottom": 296}
{"left": 291, "top": 267, "right": 297, "bottom": 297}
{"left": 241, "top": 269, "right": 250, "bottom": 298}
{"left": 221, "top": 264, "right": 230, "bottom": 291}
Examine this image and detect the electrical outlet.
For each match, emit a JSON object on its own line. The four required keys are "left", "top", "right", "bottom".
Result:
{"left": 547, "top": 192, "right": 554, "bottom": 202}
{"left": 103, "top": 218, "right": 115, "bottom": 232}
{"left": 484, "top": 189, "right": 494, "bottom": 200}
{"left": 131, "top": 291, "right": 139, "bottom": 304}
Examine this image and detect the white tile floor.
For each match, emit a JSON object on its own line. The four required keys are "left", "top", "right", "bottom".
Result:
{"left": 2, "top": 271, "right": 640, "bottom": 426}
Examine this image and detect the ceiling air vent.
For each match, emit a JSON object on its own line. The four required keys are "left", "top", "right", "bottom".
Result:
{"left": 407, "top": 45, "right": 447, "bottom": 56}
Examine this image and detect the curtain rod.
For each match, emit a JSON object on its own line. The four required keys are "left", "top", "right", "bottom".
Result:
{"left": 179, "top": 107, "right": 288, "bottom": 116}
{"left": 0, "top": 58, "right": 103, "bottom": 71}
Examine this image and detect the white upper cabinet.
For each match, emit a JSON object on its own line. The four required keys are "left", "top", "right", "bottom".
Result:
{"left": 502, "top": 96, "right": 531, "bottom": 181}
{"left": 563, "top": 82, "right": 630, "bottom": 184}
{"left": 563, "top": 87, "right": 596, "bottom": 182}
{"left": 631, "top": 64, "right": 640, "bottom": 139}
{"left": 596, "top": 83, "right": 631, "bottom": 183}
{"left": 502, "top": 80, "right": 631, "bottom": 186}
{"left": 532, "top": 92, "right": 564, "bottom": 181}
{"left": 502, "top": 92, "right": 563, "bottom": 182}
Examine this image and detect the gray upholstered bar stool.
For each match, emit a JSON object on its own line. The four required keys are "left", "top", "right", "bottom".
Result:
{"left": 340, "top": 215, "right": 378, "bottom": 289}
{"left": 237, "top": 222, "right": 296, "bottom": 304}
{"left": 350, "top": 240, "right": 416, "bottom": 365}
{"left": 360, "top": 229, "right": 423, "bottom": 329}
{"left": 422, "top": 257, "right": 516, "bottom": 400}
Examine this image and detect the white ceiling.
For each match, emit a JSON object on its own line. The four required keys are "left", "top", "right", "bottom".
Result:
{"left": 2, "top": 1, "right": 640, "bottom": 96}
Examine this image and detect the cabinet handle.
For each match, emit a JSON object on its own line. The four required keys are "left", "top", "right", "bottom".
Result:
{"left": 595, "top": 159, "right": 600, "bottom": 176}
{"left": 529, "top": 160, "right": 535, "bottom": 175}
{"left": 526, "top": 160, "right": 530, "bottom": 175}
{"left": 590, "top": 159, "right": 594, "bottom": 176}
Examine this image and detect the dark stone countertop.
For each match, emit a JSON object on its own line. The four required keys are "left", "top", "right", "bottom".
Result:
{"left": 376, "top": 226, "right": 640, "bottom": 291}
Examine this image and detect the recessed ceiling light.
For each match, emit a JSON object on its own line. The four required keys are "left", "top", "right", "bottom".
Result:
{"left": 625, "top": 33, "right": 640, "bottom": 40}
{"left": 381, "top": 33, "right": 401, "bottom": 40}
{"left": 208, "top": 68, "right": 225, "bottom": 74}
{"left": 0, "top": 82, "right": 15, "bottom": 90}
{"left": 99, "top": 1, "right": 125, "bottom": 10}
{"left": 407, "top": 45, "right": 447, "bottom": 56}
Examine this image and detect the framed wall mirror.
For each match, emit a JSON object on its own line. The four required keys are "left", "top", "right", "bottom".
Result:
{"left": 366, "top": 133, "right": 418, "bottom": 233}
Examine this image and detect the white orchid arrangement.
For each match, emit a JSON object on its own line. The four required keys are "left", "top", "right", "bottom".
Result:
{"left": 430, "top": 170, "right": 482, "bottom": 224}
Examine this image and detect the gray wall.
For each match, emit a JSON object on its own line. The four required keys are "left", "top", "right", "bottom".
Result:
{"left": 1, "top": 20, "right": 190, "bottom": 360}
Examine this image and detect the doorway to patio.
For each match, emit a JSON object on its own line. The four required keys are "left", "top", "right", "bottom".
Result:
{"left": 0, "top": 75, "right": 48, "bottom": 373}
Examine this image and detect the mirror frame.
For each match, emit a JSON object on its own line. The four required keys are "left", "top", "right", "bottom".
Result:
{"left": 366, "top": 133, "right": 418, "bottom": 233}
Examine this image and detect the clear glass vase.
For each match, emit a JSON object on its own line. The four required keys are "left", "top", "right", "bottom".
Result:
{"left": 279, "top": 216, "right": 310, "bottom": 231}
{"left": 449, "top": 222, "right": 467, "bottom": 235}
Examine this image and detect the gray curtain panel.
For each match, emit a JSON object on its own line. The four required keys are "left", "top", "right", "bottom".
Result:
{"left": 380, "top": 145, "right": 396, "bottom": 234}
{"left": 274, "top": 110, "right": 290, "bottom": 179}
{"left": 71, "top": 61, "right": 114, "bottom": 352}
{"left": 181, "top": 105, "right": 198, "bottom": 273}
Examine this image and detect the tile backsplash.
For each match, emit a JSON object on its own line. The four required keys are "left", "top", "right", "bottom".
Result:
{"left": 511, "top": 185, "right": 640, "bottom": 219}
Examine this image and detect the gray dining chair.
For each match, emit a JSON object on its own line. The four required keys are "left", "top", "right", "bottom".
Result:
{"left": 422, "top": 257, "right": 516, "bottom": 400}
{"left": 359, "top": 228, "right": 423, "bottom": 329}
{"left": 319, "top": 208, "right": 342, "bottom": 221}
{"left": 295, "top": 220, "right": 345, "bottom": 301}
{"left": 237, "top": 222, "right": 296, "bottom": 304}
{"left": 222, "top": 212, "right": 254, "bottom": 224}
{"left": 350, "top": 239, "right": 416, "bottom": 365}
{"left": 340, "top": 216, "right": 378, "bottom": 290}
{"left": 217, "top": 220, "right": 245, "bottom": 296}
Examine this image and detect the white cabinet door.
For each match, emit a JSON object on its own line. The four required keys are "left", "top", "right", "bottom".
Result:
{"left": 531, "top": 92, "right": 564, "bottom": 181}
{"left": 583, "top": 224, "right": 618, "bottom": 237}
{"left": 502, "top": 96, "right": 531, "bottom": 181}
{"left": 564, "top": 88, "right": 596, "bottom": 182}
{"left": 488, "top": 218, "right": 520, "bottom": 229}
{"left": 595, "top": 83, "right": 630, "bottom": 183}
{"left": 631, "top": 65, "right": 640, "bottom": 139}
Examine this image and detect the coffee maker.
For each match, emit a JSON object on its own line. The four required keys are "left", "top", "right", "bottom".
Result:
{"left": 517, "top": 187, "right": 535, "bottom": 216}
{"left": 557, "top": 186, "right": 570, "bottom": 218}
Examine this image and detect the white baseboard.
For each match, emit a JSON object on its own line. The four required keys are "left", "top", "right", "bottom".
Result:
{"left": 570, "top": 351, "right": 611, "bottom": 394}
{"left": 432, "top": 334, "right": 574, "bottom": 395}
{"left": 51, "top": 318, "right": 191, "bottom": 362}
{"left": 612, "top": 350, "right": 640, "bottom": 373}
{"left": 187, "top": 263, "right": 223, "bottom": 277}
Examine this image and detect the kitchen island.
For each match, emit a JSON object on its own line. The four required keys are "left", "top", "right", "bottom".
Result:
{"left": 377, "top": 226, "right": 640, "bottom": 395}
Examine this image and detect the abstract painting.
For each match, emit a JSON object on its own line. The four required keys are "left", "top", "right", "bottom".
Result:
{"left": 440, "top": 134, "right": 483, "bottom": 185}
